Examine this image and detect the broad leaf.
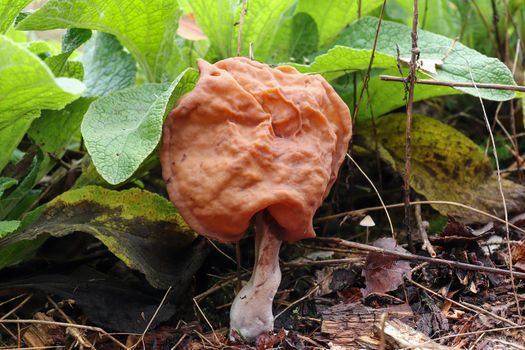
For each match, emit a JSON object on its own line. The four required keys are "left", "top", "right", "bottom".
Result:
{"left": 296, "top": 0, "right": 384, "bottom": 47}
{"left": 0, "top": 0, "right": 32, "bottom": 34}
{"left": 81, "top": 69, "right": 199, "bottom": 184}
{"left": 44, "top": 28, "right": 91, "bottom": 78}
{"left": 334, "top": 17, "right": 516, "bottom": 100}
{"left": 80, "top": 32, "right": 136, "bottom": 96}
{"left": 189, "top": 0, "right": 295, "bottom": 60}
{"left": 0, "top": 220, "right": 19, "bottom": 238}
{"left": 0, "top": 186, "right": 197, "bottom": 288}
{"left": 17, "top": 0, "right": 181, "bottom": 82}
{"left": 0, "top": 177, "right": 17, "bottom": 197}
{"left": 0, "top": 35, "right": 84, "bottom": 172}
{"left": 28, "top": 98, "right": 94, "bottom": 154}
{"left": 358, "top": 114, "right": 525, "bottom": 222}
{"left": 289, "top": 12, "right": 319, "bottom": 62}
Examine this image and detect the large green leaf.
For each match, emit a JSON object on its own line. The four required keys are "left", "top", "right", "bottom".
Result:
{"left": 0, "top": 35, "right": 84, "bottom": 172}
{"left": 189, "top": 0, "right": 295, "bottom": 60}
{"left": 296, "top": 0, "right": 384, "bottom": 47}
{"left": 17, "top": 0, "right": 181, "bottom": 82}
{"left": 333, "top": 17, "right": 515, "bottom": 101}
{"left": 0, "top": 0, "right": 32, "bottom": 34}
{"left": 0, "top": 186, "right": 196, "bottom": 288}
{"left": 81, "top": 69, "right": 199, "bottom": 185}
{"left": 80, "top": 32, "right": 136, "bottom": 96}
{"left": 28, "top": 98, "right": 94, "bottom": 154}
{"left": 357, "top": 114, "right": 525, "bottom": 222}
{"left": 44, "top": 28, "right": 91, "bottom": 78}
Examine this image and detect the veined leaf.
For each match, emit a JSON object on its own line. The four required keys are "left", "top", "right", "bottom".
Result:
{"left": 81, "top": 69, "right": 199, "bottom": 185}
{"left": 17, "top": 0, "right": 181, "bottom": 82}
{"left": 0, "top": 186, "right": 197, "bottom": 288}
{"left": 0, "top": 0, "right": 32, "bottom": 34}
{"left": 0, "top": 35, "right": 84, "bottom": 172}
{"left": 80, "top": 32, "right": 136, "bottom": 96}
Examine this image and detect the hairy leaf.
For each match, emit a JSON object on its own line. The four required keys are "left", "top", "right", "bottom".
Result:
{"left": 358, "top": 114, "right": 525, "bottom": 222}
{"left": 17, "top": 0, "right": 181, "bottom": 82}
{"left": 81, "top": 69, "right": 198, "bottom": 184}
{"left": 80, "top": 32, "right": 136, "bottom": 96}
{"left": 0, "top": 186, "right": 197, "bottom": 288}
{"left": 0, "top": 35, "right": 84, "bottom": 171}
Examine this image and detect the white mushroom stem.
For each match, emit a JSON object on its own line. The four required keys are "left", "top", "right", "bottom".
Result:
{"left": 229, "top": 212, "right": 283, "bottom": 341}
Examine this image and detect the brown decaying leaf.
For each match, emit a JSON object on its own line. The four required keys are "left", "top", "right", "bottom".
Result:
{"left": 362, "top": 238, "right": 412, "bottom": 297}
{"left": 511, "top": 241, "right": 525, "bottom": 272}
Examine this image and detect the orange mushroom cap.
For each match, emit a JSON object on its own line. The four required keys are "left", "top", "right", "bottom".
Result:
{"left": 161, "top": 57, "right": 351, "bottom": 243}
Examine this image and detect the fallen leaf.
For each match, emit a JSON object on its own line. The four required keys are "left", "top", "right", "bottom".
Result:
{"left": 358, "top": 114, "right": 525, "bottom": 223}
{"left": 361, "top": 238, "right": 411, "bottom": 297}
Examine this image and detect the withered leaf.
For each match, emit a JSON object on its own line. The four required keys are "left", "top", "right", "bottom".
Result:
{"left": 362, "top": 238, "right": 411, "bottom": 297}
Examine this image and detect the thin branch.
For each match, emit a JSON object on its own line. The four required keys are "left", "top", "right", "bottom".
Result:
{"left": 353, "top": 0, "right": 387, "bottom": 118}
{"left": 404, "top": 0, "right": 419, "bottom": 253}
{"left": 380, "top": 75, "right": 525, "bottom": 92}
{"left": 314, "top": 237, "right": 525, "bottom": 279}
{"left": 236, "top": 0, "right": 248, "bottom": 57}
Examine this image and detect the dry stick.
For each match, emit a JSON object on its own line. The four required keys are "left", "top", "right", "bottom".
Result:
{"left": 379, "top": 75, "right": 525, "bottom": 92}
{"left": 468, "top": 70, "right": 522, "bottom": 319}
{"left": 403, "top": 0, "right": 419, "bottom": 253}
{"left": 236, "top": 0, "right": 248, "bottom": 57}
{"left": 0, "top": 294, "right": 32, "bottom": 321}
{"left": 314, "top": 237, "right": 525, "bottom": 279}
{"left": 414, "top": 203, "right": 436, "bottom": 257}
{"left": 234, "top": 0, "right": 248, "bottom": 291}
{"left": 407, "top": 278, "right": 518, "bottom": 327}
{"left": 47, "top": 296, "right": 94, "bottom": 350}
{"left": 0, "top": 320, "right": 127, "bottom": 350}
{"left": 353, "top": 0, "right": 387, "bottom": 118}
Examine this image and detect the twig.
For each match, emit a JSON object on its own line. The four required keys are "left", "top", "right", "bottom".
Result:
{"left": 193, "top": 298, "right": 219, "bottom": 343}
{"left": 407, "top": 278, "right": 518, "bottom": 326}
{"left": 404, "top": 0, "right": 419, "bottom": 253}
{"left": 282, "top": 257, "right": 363, "bottom": 268}
{"left": 379, "top": 75, "right": 525, "bottom": 92}
{"left": 129, "top": 286, "right": 173, "bottom": 350}
{"left": 314, "top": 237, "right": 525, "bottom": 279}
{"left": 236, "top": 0, "right": 248, "bottom": 57}
{"left": 47, "top": 296, "right": 94, "bottom": 349}
{"left": 0, "top": 294, "right": 32, "bottom": 321}
{"left": 353, "top": 0, "right": 387, "bottom": 118}
{"left": 0, "top": 320, "right": 127, "bottom": 350}
{"left": 315, "top": 199, "right": 525, "bottom": 236}
{"left": 414, "top": 204, "right": 436, "bottom": 257}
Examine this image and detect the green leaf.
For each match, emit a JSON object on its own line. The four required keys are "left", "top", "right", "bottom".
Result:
{"left": 346, "top": 67, "right": 461, "bottom": 118}
{"left": 291, "top": 47, "right": 397, "bottom": 80}
{"left": 0, "top": 220, "right": 20, "bottom": 238}
{"left": 189, "top": 0, "right": 295, "bottom": 60}
{"left": 335, "top": 16, "right": 516, "bottom": 100}
{"left": 17, "top": 0, "right": 181, "bottom": 82}
{"left": 44, "top": 28, "right": 91, "bottom": 78}
{"left": 0, "top": 151, "right": 44, "bottom": 220}
{"left": 0, "top": 35, "right": 84, "bottom": 172}
{"left": 62, "top": 28, "right": 92, "bottom": 53}
{"left": 289, "top": 12, "right": 319, "bottom": 62}
{"left": 0, "top": 186, "right": 197, "bottom": 288}
{"left": 358, "top": 114, "right": 525, "bottom": 222}
{"left": 0, "top": 0, "right": 32, "bottom": 34}
{"left": 296, "top": 0, "right": 384, "bottom": 47}
{"left": 0, "top": 177, "right": 17, "bottom": 198}
{"left": 81, "top": 68, "right": 199, "bottom": 185}
{"left": 80, "top": 32, "right": 136, "bottom": 96}
{"left": 28, "top": 98, "right": 94, "bottom": 154}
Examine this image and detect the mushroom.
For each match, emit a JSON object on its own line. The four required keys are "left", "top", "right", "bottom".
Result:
{"left": 160, "top": 57, "right": 351, "bottom": 340}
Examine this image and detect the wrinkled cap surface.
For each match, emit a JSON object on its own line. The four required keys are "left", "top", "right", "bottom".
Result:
{"left": 161, "top": 57, "right": 351, "bottom": 243}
